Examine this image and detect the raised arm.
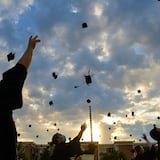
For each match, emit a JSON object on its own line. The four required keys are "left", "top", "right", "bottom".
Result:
{"left": 17, "top": 35, "right": 40, "bottom": 70}
{"left": 142, "top": 133, "right": 152, "bottom": 149}
{"left": 77, "top": 123, "right": 87, "bottom": 140}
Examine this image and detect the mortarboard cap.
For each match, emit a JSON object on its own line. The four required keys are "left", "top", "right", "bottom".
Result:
{"left": 7, "top": 52, "right": 15, "bottom": 61}
{"left": 84, "top": 75, "right": 92, "bottom": 85}
{"left": 74, "top": 85, "right": 80, "bottom": 88}
{"left": 114, "top": 136, "right": 117, "bottom": 140}
{"left": 17, "top": 133, "right": 21, "bottom": 137}
{"left": 107, "top": 112, "right": 111, "bottom": 117}
{"left": 86, "top": 99, "right": 91, "bottom": 103}
{"left": 137, "top": 90, "right": 141, "bottom": 93}
{"left": 49, "top": 101, "right": 53, "bottom": 106}
{"left": 82, "top": 22, "right": 88, "bottom": 28}
{"left": 132, "top": 111, "right": 134, "bottom": 116}
{"left": 52, "top": 72, "right": 58, "bottom": 79}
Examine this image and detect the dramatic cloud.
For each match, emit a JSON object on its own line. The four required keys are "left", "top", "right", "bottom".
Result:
{"left": 1, "top": 0, "right": 160, "bottom": 144}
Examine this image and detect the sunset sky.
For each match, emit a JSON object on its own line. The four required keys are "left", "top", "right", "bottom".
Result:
{"left": 0, "top": 0, "right": 160, "bottom": 144}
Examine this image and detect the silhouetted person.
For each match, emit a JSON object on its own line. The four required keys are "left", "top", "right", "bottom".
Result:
{"left": 50, "top": 123, "right": 87, "bottom": 160}
{"left": 133, "top": 134, "right": 155, "bottom": 160}
{"left": 0, "top": 35, "right": 40, "bottom": 160}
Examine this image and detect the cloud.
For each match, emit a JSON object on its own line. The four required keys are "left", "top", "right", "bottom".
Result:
{"left": 1, "top": 0, "right": 160, "bottom": 144}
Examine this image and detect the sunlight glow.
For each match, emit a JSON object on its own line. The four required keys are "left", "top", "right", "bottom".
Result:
{"left": 83, "top": 120, "right": 100, "bottom": 142}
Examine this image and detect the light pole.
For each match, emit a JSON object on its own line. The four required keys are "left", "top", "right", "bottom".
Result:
{"left": 89, "top": 105, "right": 93, "bottom": 143}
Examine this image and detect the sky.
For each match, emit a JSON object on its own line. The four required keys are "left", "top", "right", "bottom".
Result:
{"left": 0, "top": 0, "right": 160, "bottom": 145}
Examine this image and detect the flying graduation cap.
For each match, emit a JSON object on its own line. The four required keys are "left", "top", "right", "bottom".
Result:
{"left": 74, "top": 70, "right": 93, "bottom": 88}
{"left": 17, "top": 133, "right": 21, "bottom": 137}
{"left": 84, "top": 70, "right": 93, "bottom": 85}
{"left": 84, "top": 75, "right": 92, "bottom": 85}
{"left": 137, "top": 90, "right": 141, "bottom": 93}
{"left": 107, "top": 112, "right": 111, "bottom": 117}
{"left": 28, "top": 124, "right": 32, "bottom": 128}
{"left": 74, "top": 85, "right": 80, "bottom": 88}
{"left": 52, "top": 72, "right": 58, "bottom": 79}
{"left": 86, "top": 99, "right": 91, "bottom": 103}
{"left": 82, "top": 22, "right": 88, "bottom": 28}
{"left": 7, "top": 52, "right": 15, "bottom": 61}
{"left": 49, "top": 101, "right": 53, "bottom": 106}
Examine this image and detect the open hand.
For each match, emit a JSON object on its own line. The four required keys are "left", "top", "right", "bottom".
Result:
{"left": 28, "top": 35, "right": 40, "bottom": 50}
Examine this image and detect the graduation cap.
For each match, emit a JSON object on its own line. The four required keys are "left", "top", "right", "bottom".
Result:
{"left": 57, "top": 128, "right": 60, "bottom": 131}
{"left": 157, "top": 116, "right": 160, "bottom": 120}
{"left": 84, "top": 75, "right": 92, "bottom": 85}
{"left": 108, "top": 127, "right": 111, "bottom": 130}
{"left": 107, "top": 112, "right": 111, "bottom": 117}
{"left": 125, "top": 114, "right": 128, "bottom": 118}
{"left": 7, "top": 52, "right": 15, "bottom": 61}
{"left": 46, "top": 129, "right": 49, "bottom": 132}
{"left": 130, "top": 134, "right": 132, "bottom": 137}
{"left": 74, "top": 85, "right": 80, "bottom": 88}
{"left": 49, "top": 101, "right": 53, "bottom": 106}
{"left": 114, "top": 136, "right": 117, "bottom": 140}
{"left": 52, "top": 72, "right": 58, "bottom": 79}
{"left": 137, "top": 90, "right": 141, "bottom": 93}
{"left": 36, "top": 135, "right": 39, "bottom": 138}
{"left": 82, "top": 22, "right": 88, "bottom": 28}
{"left": 113, "top": 122, "right": 116, "bottom": 125}
{"left": 132, "top": 111, "right": 134, "bottom": 116}
{"left": 17, "top": 133, "right": 21, "bottom": 137}
{"left": 28, "top": 124, "right": 32, "bottom": 128}
{"left": 139, "top": 139, "right": 142, "bottom": 142}
{"left": 54, "top": 123, "right": 57, "bottom": 126}
{"left": 86, "top": 99, "right": 91, "bottom": 103}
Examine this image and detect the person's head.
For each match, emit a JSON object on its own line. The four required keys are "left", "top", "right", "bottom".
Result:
{"left": 52, "top": 133, "right": 66, "bottom": 145}
{"left": 134, "top": 145, "right": 144, "bottom": 154}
